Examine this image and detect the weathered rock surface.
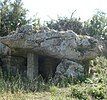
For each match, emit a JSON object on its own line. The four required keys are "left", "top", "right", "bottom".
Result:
{"left": 0, "top": 25, "right": 102, "bottom": 81}
{"left": 0, "top": 43, "right": 5, "bottom": 55}
{"left": 103, "top": 40, "right": 107, "bottom": 57}
{"left": 53, "top": 59, "right": 84, "bottom": 83}
{"left": 0, "top": 25, "right": 101, "bottom": 61}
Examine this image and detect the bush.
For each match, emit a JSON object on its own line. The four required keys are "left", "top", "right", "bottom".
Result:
{"left": 88, "top": 85, "right": 105, "bottom": 99}
{"left": 70, "top": 85, "right": 88, "bottom": 100}
{"left": 46, "top": 16, "right": 84, "bottom": 34}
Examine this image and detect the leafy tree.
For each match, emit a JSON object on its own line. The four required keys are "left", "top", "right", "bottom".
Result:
{"left": 84, "top": 10, "right": 107, "bottom": 39}
{"left": 0, "top": 0, "right": 29, "bottom": 36}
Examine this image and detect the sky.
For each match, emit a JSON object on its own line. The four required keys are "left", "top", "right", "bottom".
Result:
{"left": 22, "top": 0, "right": 107, "bottom": 22}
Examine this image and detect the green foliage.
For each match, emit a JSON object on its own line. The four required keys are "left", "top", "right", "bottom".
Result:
{"left": 89, "top": 56, "right": 107, "bottom": 85}
{"left": 46, "top": 10, "right": 107, "bottom": 39}
{"left": 0, "top": 0, "right": 29, "bottom": 36}
{"left": 84, "top": 10, "right": 107, "bottom": 39}
{"left": 50, "top": 86, "right": 58, "bottom": 96}
{"left": 70, "top": 83, "right": 107, "bottom": 100}
{"left": 71, "top": 85, "right": 88, "bottom": 100}
{"left": 88, "top": 84, "right": 105, "bottom": 99}
{"left": 46, "top": 16, "right": 83, "bottom": 34}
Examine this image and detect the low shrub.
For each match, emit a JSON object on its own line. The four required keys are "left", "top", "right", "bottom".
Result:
{"left": 88, "top": 84, "right": 106, "bottom": 99}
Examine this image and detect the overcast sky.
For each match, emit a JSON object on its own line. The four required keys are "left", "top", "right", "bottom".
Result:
{"left": 22, "top": 0, "right": 107, "bottom": 22}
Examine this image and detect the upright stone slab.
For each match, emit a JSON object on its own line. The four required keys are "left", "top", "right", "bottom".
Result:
{"left": 27, "top": 53, "right": 38, "bottom": 80}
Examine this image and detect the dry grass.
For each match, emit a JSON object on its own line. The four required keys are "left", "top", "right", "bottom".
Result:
{"left": 0, "top": 87, "right": 72, "bottom": 100}
{"left": 0, "top": 91, "right": 51, "bottom": 100}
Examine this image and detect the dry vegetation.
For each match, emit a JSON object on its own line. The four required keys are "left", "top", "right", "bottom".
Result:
{"left": 0, "top": 56, "right": 107, "bottom": 100}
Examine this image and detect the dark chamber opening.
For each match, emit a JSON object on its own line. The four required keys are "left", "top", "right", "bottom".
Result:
{"left": 38, "top": 55, "right": 61, "bottom": 81}
{"left": 0, "top": 54, "right": 61, "bottom": 81}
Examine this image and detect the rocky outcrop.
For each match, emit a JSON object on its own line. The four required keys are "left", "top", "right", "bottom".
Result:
{"left": 0, "top": 25, "right": 102, "bottom": 81}
{"left": 0, "top": 25, "right": 101, "bottom": 60}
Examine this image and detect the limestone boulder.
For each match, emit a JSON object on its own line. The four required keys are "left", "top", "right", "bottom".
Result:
{"left": 0, "top": 25, "right": 102, "bottom": 61}
{"left": 53, "top": 59, "right": 84, "bottom": 83}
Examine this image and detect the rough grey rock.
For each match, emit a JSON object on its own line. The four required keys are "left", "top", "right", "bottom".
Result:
{"left": 53, "top": 59, "right": 84, "bottom": 83}
{"left": 0, "top": 25, "right": 102, "bottom": 80}
{"left": 102, "top": 40, "right": 107, "bottom": 56}
{"left": 0, "top": 43, "right": 6, "bottom": 55}
{"left": 0, "top": 25, "right": 101, "bottom": 61}
{"left": 0, "top": 42, "right": 12, "bottom": 56}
